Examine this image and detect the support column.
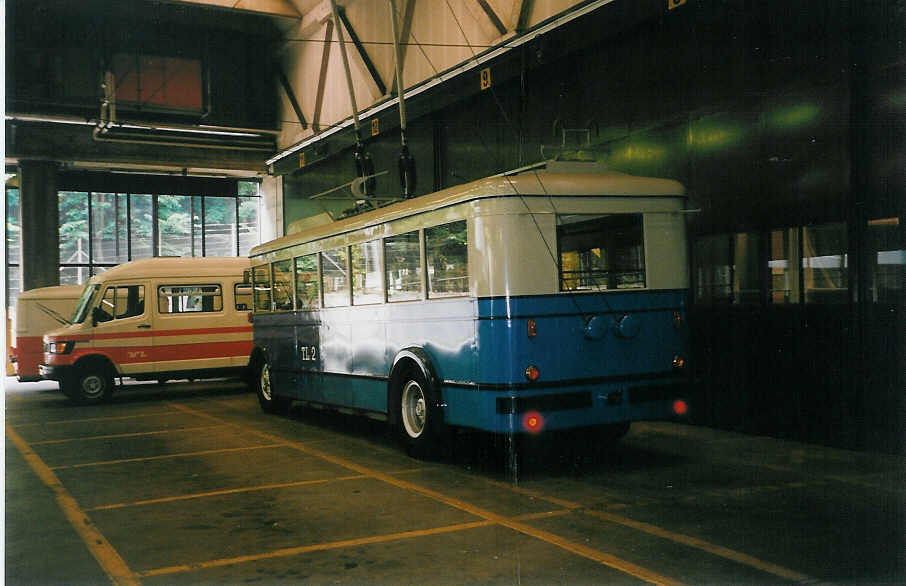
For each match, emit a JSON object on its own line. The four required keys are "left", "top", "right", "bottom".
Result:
{"left": 18, "top": 160, "right": 60, "bottom": 290}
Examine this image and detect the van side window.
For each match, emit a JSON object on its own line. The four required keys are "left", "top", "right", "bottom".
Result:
{"left": 98, "top": 285, "right": 145, "bottom": 322}
{"left": 158, "top": 285, "right": 223, "bottom": 314}
{"left": 234, "top": 283, "right": 252, "bottom": 311}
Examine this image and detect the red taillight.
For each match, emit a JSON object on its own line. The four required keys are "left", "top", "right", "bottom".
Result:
{"left": 673, "top": 311, "right": 683, "bottom": 328}
{"left": 527, "top": 319, "right": 537, "bottom": 338}
{"left": 524, "top": 365, "right": 539, "bottom": 382}
{"left": 672, "top": 354, "right": 685, "bottom": 370}
{"left": 247, "top": 312, "right": 253, "bottom": 323}
{"left": 522, "top": 411, "right": 544, "bottom": 433}
{"left": 673, "top": 399, "right": 688, "bottom": 416}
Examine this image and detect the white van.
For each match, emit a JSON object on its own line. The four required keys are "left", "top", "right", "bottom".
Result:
{"left": 40, "top": 257, "right": 253, "bottom": 402}
{"left": 9, "top": 285, "right": 83, "bottom": 381}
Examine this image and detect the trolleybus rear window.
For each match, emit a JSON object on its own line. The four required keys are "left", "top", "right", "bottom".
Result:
{"left": 558, "top": 214, "right": 646, "bottom": 291}
{"left": 426, "top": 220, "right": 468, "bottom": 298}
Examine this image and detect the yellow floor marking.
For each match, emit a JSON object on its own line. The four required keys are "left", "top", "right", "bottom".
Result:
{"left": 584, "top": 510, "right": 819, "bottom": 584}
{"left": 6, "top": 424, "right": 140, "bottom": 586}
{"left": 86, "top": 475, "right": 367, "bottom": 511}
{"left": 170, "top": 403, "right": 683, "bottom": 586}
{"left": 141, "top": 520, "right": 495, "bottom": 578}
{"left": 482, "top": 478, "right": 821, "bottom": 583}
{"left": 10, "top": 411, "right": 182, "bottom": 427}
{"left": 30, "top": 424, "right": 226, "bottom": 445}
{"left": 51, "top": 443, "right": 288, "bottom": 470}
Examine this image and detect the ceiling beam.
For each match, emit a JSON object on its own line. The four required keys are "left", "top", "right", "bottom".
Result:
{"left": 159, "top": 0, "right": 301, "bottom": 19}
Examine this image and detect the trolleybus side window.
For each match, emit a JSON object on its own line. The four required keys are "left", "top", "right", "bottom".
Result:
{"left": 158, "top": 285, "right": 223, "bottom": 313}
{"left": 426, "top": 220, "right": 468, "bottom": 298}
{"left": 352, "top": 240, "right": 383, "bottom": 305}
{"left": 272, "top": 259, "right": 294, "bottom": 310}
{"left": 234, "top": 283, "right": 253, "bottom": 310}
{"left": 252, "top": 264, "right": 272, "bottom": 311}
{"left": 294, "top": 254, "right": 320, "bottom": 310}
{"left": 385, "top": 230, "right": 422, "bottom": 302}
{"left": 321, "top": 248, "right": 350, "bottom": 307}
{"left": 558, "top": 214, "right": 646, "bottom": 291}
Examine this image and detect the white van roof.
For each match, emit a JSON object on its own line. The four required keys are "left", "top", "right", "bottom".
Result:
{"left": 85, "top": 257, "right": 250, "bottom": 284}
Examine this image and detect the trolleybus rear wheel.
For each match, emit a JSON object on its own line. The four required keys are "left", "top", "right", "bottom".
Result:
{"left": 257, "top": 361, "right": 290, "bottom": 414}
{"left": 397, "top": 366, "right": 442, "bottom": 459}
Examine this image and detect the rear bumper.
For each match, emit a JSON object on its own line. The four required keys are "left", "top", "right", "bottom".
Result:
{"left": 443, "top": 378, "right": 689, "bottom": 434}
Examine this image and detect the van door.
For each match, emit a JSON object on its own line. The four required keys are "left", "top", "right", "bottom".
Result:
{"left": 154, "top": 282, "right": 233, "bottom": 377}
{"left": 92, "top": 282, "right": 152, "bottom": 376}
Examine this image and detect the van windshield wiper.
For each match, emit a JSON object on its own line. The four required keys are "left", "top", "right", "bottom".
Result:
{"left": 36, "top": 303, "right": 72, "bottom": 326}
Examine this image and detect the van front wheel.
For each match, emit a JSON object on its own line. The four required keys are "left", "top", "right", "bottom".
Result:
{"left": 66, "top": 365, "right": 114, "bottom": 403}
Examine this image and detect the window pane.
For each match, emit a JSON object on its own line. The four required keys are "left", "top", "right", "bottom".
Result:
{"left": 868, "top": 218, "right": 905, "bottom": 304}
{"left": 694, "top": 234, "right": 731, "bottom": 304}
{"left": 60, "top": 266, "right": 91, "bottom": 286}
{"left": 238, "top": 196, "right": 259, "bottom": 256}
{"left": 158, "top": 285, "right": 223, "bottom": 313}
{"left": 769, "top": 228, "right": 800, "bottom": 304}
{"left": 272, "top": 259, "right": 294, "bottom": 310}
{"left": 7, "top": 188, "right": 20, "bottom": 263}
{"left": 352, "top": 240, "right": 383, "bottom": 305}
{"left": 295, "top": 254, "right": 320, "bottom": 309}
{"left": 732, "top": 232, "right": 760, "bottom": 304}
{"left": 321, "top": 248, "right": 349, "bottom": 307}
{"left": 205, "top": 196, "right": 238, "bottom": 257}
{"left": 91, "top": 193, "right": 128, "bottom": 264}
{"left": 558, "top": 214, "right": 645, "bottom": 291}
{"left": 158, "top": 195, "right": 194, "bottom": 256}
{"left": 130, "top": 194, "right": 154, "bottom": 259}
{"left": 427, "top": 220, "right": 468, "bottom": 298}
{"left": 252, "top": 264, "right": 271, "bottom": 311}
{"left": 6, "top": 188, "right": 21, "bottom": 309}
{"left": 803, "top": 223, "right": 847, "bottom": 303}
{"left": 59, "top": 191, "right": 89, "bottom": 265}
{"left": 385, "top": 232, "right": 422, "bottom": 302}
{"left": 193, "top": 196, "right": 203, "bottom": 257}
{"left": 115, "top": 285, "right": 145, "bottom": 318}
{"left": 234, "top": 283, "right": 253, "bottom": 311}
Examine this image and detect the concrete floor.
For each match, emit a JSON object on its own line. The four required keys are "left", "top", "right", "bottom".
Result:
{"left": 5, "top": 376, "right": 905, "bottom": 585}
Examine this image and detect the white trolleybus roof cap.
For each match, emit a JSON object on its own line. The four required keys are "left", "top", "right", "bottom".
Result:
{"left": 250, "top": 160, "right": 686, "bottom": 257}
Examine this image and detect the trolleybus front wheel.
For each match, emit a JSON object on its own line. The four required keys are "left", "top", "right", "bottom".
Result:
{"left": 397, "top": 366, "right": 443, "bottom": 459}
{"left": 256, "top": 361, "right": 291, "bottom": 415}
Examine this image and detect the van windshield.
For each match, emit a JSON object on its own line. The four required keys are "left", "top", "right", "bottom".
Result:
{"left": 71, "top": 284, "right": 100, "bottom": 324}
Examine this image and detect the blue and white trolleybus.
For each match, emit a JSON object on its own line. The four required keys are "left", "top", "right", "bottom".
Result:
{"left": 248, "top": 159, "right": 690, "bottom": 456}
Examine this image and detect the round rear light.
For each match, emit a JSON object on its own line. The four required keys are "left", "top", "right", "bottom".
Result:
{"left": 527, "top": 319, "right": 537, "bottom": 338}
{"left": 522, "top": 411, "right": 544, "bottom": 433}
{"left": 524, "top": 365, "right": 540, "bottom": 382}
{"left": 673, "top": 399, "right": 689, "bottom": 416}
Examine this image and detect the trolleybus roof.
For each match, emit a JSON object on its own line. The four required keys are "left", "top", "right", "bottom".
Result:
{"left": 251, "top": 163, "right": 685, "bottom": 257}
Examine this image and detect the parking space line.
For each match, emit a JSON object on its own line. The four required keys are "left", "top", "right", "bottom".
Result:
{"left": 482, "top": 473, "right": 821, "bottom": 583}
{"left": 583, "top": 510, "right": 820, "bottom": 584}
{"left": 140, "top": 520, "right": 496, "bottom": 578}
{"left": 10, "top": 411, "right": 182, "bottom": 427}
{"left": 50, "top": 443, "right": 288, "bottom": 470}
{"left": 30, "top": 424, "right": 226, "bottom": 445}
{"left": 170, "top": 403, "right": 684, "bottom": 586}
{"left": 85, "top": 475, "right": 368, "bottom": 511}
{"left": 6, "top": 424, "right": 140, "bottom": 586}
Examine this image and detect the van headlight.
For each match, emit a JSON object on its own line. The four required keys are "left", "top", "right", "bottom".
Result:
{"left": 45, "top": 341, "right": 75, "bottom": 354}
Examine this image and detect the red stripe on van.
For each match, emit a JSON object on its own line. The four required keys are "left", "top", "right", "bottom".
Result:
{"left": 46, "top": 325, "right": 253, "bottom": 343}
{"left": 66, "top": 340, "right": 254, "bottom": 365}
